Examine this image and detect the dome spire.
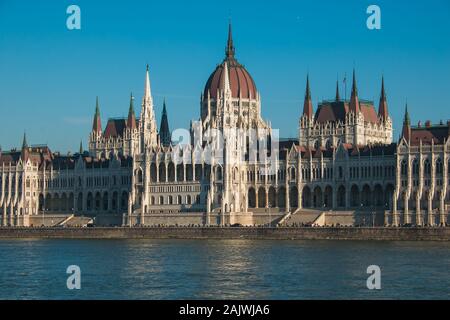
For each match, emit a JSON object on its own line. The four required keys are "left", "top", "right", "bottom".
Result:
{"left": 225, "top": 22, "right": 235, "bottom": 59}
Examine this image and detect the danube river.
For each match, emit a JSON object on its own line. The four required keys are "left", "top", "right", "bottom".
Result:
{"left": 0, "top": 239, "right": 449, "bottom": 299}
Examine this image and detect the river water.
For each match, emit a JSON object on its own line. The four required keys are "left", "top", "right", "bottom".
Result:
{"left": 0, "top": 239, "right": 449, "bottom": 299}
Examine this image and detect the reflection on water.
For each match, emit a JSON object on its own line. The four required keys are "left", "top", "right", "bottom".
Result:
{"left": 0, "top": 239, "right": 449, "bottom": 299}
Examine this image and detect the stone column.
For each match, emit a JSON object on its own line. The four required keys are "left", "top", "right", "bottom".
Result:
{"left": 165, "top": 163, "right": 168, "bottom": 183}
{"left": 428, "top": 195, "right": 433, "bottom": 226}
{"left": 392, "top": 194, "right": 399, "bottom": 226}
{"left": 404, "top": 194, "right": 409, "bottom": 224}
{"left": 416, "top": 195, "right": 422, "bottom": 226}
{"left": 156, "top": 163, "right": 160, "bottom": 183}
{"left": 440, "top": 195, "right": 446, "bottom": 226}
{"left": 265, "top": 188, "right": 269, "bottom": 208}
{"left": 298, "top": 186, "right": 303, "bottom": 209}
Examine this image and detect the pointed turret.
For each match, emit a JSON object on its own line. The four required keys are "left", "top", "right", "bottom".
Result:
{"left": 79, "top": 140, "right": 83, "bottom": 154}
{"left": 143, "top": 64, "right": 153, "bottom": 107}
{"left": 159, "top": 99, "right": 171, "bottom": 147}
{"left": 225, "top": 22, "right": 235, "bottom": 59}
{"left": 22, "top": 132, "right": 28, "bottom": 149}
{"left": 140, "top": 65, "right": 158, "bottom": 149}
{"left": 92, "top": 96, "right": 102, "bottom": 134}
{"left": 21, "top": 131, "right": 29, "bottom": 162}
{"left": 127, "top": 93, "right": 137, "bottom": 130}
{"left": 402, "top": 103, "right": 411, "bottom": 142}
{"left": 378, "top": 76, "right": 389, "bottom": 121}
{"left": 302, "top": 74, "right": 313, "bottom": 118}
{"left": 335, "top": 80, "right": 341, "bottom": 101}
{"left": 221, "top": 61, "right": 231, "bottom": 93}
{"left": 349, "top": 69, "right": 360, "bottom": 113}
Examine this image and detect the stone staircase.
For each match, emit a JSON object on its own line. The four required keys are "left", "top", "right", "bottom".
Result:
{"left": 280, "top": 209, "right": 324, "bottom": 226}
{"left": 59, "top": 215, "right": 94, "bottom": 227}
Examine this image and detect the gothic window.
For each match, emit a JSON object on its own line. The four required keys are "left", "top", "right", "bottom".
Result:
{"left": 290, "top": 167, "right": 296, "bottom": 181}
{"left": 412, "top": 159, "right": 419, "bottom": 175}
{"left": 424, "top": 159, "right": 431, "bottom": 176}
{"left": 436, "top": 158, "right": 443, "bottom": 175}
{"left": 215, "top": 166, "right": 223, "bottom": 181}
{"left": 401, "top": 160, "right": 408, "bottom": 176}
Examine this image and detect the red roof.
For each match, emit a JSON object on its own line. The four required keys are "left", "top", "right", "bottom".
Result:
{"left": 409, "top": 125, "right": 449, "bottom": 145}
{"left": 204, "top": 57, "right": 257, "bottom": 100}
{"left": 315, "top": 100, "right": 379, "bottom": 124}
{"left": 104, "top": 119, "right": 127, "bottom": 138}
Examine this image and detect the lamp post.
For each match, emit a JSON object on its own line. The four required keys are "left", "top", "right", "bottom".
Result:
{"left": 372, "top": 205, "right": 375, "bottom": 228}
{"left": 360, "top": 203, "right": 365, "bottom": 227}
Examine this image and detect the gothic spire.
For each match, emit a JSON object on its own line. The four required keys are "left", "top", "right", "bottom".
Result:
{"left": 92, "top": 96, "right": 102, "bottom": 133}
{"left": 302, "top": 74, "right": 313, "bottom": 118}
{"left": 404, "top": 103, "right": 410, "bottom": 126}
{"left": 159, "top": 99, "right": 171, "bottom": 147}
{"left": 127, "top": 92, "right": 137, "bottom": 130}
{"left": 225, "top": 22, "right": 235, "bottom": 59}
{"left": 22, "top": 132, "right": 28, "bottom": 149}
{"left": 402, "top": 103, "right": 411, "bottom": 141}
{"left": 143, "top": 64, "right": 153, "bottom": 107}
{"left": 20, "top": 131, "right": 29, "bottom": 161}
{"left": 349, "top": 69, "right": 360, "bottom": 113}
{"left": 221, "top": 61, "right": 231, "bottom": 93}
{"left": 378, "top": 76, "right": 389, "bottom": 121}
{"left": 79, "top": 140, "right": 83, "bottom": 154}
{"left": 335, "top": 80, "right": 340, "bottom": 101}
{"left": 140, "top": 65, "right": 158, "bottom": 149}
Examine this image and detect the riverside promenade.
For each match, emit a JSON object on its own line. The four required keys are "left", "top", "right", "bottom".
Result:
{"left": 0, "top": 226, "right": 449, "bottom": 241}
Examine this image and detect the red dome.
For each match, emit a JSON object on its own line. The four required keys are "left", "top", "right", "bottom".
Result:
{"left": 203, "top": 24, "right": 257, "bottom": 100}
{"left": 204, "top": 58, "right": 257, "bottom": 100}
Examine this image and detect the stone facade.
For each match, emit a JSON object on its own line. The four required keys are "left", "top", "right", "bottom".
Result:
{"left": 1, "top": 25, "right": 449, "bottom": 227}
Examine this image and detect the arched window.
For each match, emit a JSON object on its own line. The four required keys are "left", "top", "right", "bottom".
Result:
{"left": 412, "top": 159, "right": 419, "bottom": 175}
{"left": 216, "top": 166, "right": 223, "bottom": 180}
{"left": 290, "top": 167, "right": 296, "bottom": 180}
{"left": 401, "top": 160, "right": 408, "bottom": 176}
{"left": 424, "top": 159, "right": 431, "bottom": 175}
{"left": 436, "top": 158, "right": 443, "bottom": 175}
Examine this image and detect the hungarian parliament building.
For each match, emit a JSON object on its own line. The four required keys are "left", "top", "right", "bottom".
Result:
{"left": 1, "top": 25, "right": 450, "bottom": 227}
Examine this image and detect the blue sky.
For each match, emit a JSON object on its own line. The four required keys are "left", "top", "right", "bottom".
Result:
{"left": 1, "top": 0, "right": 450, "bottom": 152}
